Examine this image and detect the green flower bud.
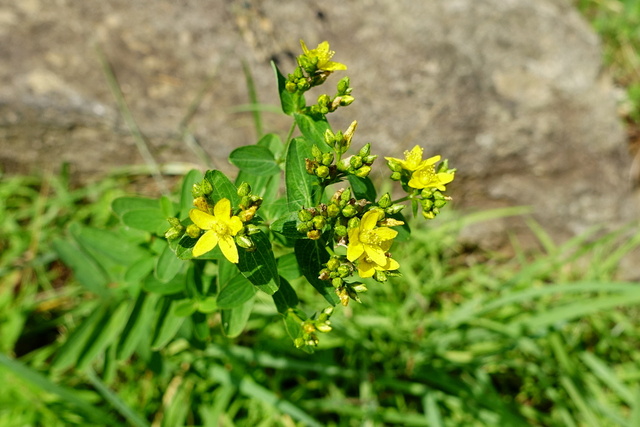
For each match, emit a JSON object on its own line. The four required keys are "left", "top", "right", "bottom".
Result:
{"left": 334, "top": 224, "right": 347, "bottom": 237}
{"left": 337, "top": 157, "right": 351, "bottom": 172}
{"left": 186, "top": 224, "right": 201, "bottom": 239}
{"left": 385, "top": 204, "right": 405, "bottom": 215}
{"left": 324, "top": 129, "right": 336, "bottom": 147}
{"left": 337, "top": 76, "right": 350, "bottom": 95}
{"left": 191, "top": 183, "right": 204, "bottom": 198}
{"left": 315, "top": 322, "right": 332, "bottom": 333}
{"left": 294, "top": 337, "right": 305, "bottom": 348}
{"left": 343, "top": 121, "right": 357, "bottom": 150}
{"left": 316, "top": 165, "right": 330, "bottom": 179}
{"left": 317, "top": 93, "right": 331, "bottom": 107}
{"left": 363, "top": 155, "right": 377, "bottom": 165}
{"left": 237, "top": 182, "right": 251, "bottom": 197}
{"left": 164, "top": 225, "right": 184, "bottom": 240}
{"left": 293, "top": 67, "right": 304, "bottom": 79}
{"left": 307, "top": 230, "right": 322, "bottom": 240}
{"left": 337, "top": 265, "right": 351, "bottom": 277}
{"left": 377, "top": 193, "right": 391, "bottom": 208}
{"left": 311, "top": 144, "right": 322, "bottom": 161}
{"left": 387, "top": 159, "right": 403, "bottom": 172}
{"left": 297, "top": 221, "right": 311, "bottom": 233}
{"left": 374, "top": 270, "right": 388, "bottom": 282}
{"left": 347, "top": 217, "right": 360, "bottom": 229}
{"left": 421, "top": 188, "right": 436, "bottom": 198}
{"left": 354, "top": 166, "right": 371, "bottom": 178}
{"left": 422, "top": 210, "right": 436, "bottom": 220}
{"left": 331, "top": 277, "right": 343, "bottom": 288}
{"left": 245, "top": 224, "right": 261, "bottom": 235}
{"left": 340, "top": 188, "right": 351, "bottom": 202}
{"left": 347, "top": 287, "right": 362, "bottom": 303}
{"left": 312, "top": 216, "right": 326, "bottom": 229}
{"left": 327, "top": 203, "right": 341, "bottom": 218}
{"left": 167, "top": 217, "right": 182, "bottom": 228}
{"left": 297, "top": 79, "right": 310, "bottom": 91}
{"left": 201, "top": 179, "right": 213, "bottom": 195}
{"left": 351, "top": 283, "right": 368, "bottom": 293}
{"left": 390, "top": 171, "right": 402, "bottom": 181}
{"left": 434, "top": 199, "right": 448, "bottom": 209}
{"left": 350, "top": 156, "right": 363, "bottom": 169}
{"left": 285, "top": 81, "right": 297, "bottom": 93}
{"left": 298, "top": 209, "right": 313, "bottom": 222}
{"left": 321, "top": 152, "right": 334, "bottom": 166}
{"left": 235, "top": 234, "right": 255, "bottom": 250}
{"left": 358, "top": 143, "right": 371, "bottom": 157}
{"left": 327, "top": 258, "right": 341, "bottom": 272}
{"left": 421, "top": 199, "right": 434, "bottom": 211}
{"left": 339, "top": 95, "right": 355, "bottom": 106}
{"left": 342, "top": 204, "right": 357, "bottom": 218}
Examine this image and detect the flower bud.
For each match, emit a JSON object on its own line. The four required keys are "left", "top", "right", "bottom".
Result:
{"left": 315, "top": 322, "right": 332, "bottom": 333}
{"left": 347, "top": 217, "right": 360, "bottom": 229}
{"left": 285, "top": 81, "right": 297, "bottom": 93}
{"left": 421, "top": 199, "right": 434, "bottom": 211}
{"left": 193, "top": 197, "right": 210, "bottom": 213}
{"left": 316, "top": 165, "right": 330, "bottom": 179}
{"left": 334, "top": 224, "right": 347, "bottom": 237}
{"left": 390, "top": 171, "right": 402, "bottom": 181}
{"left": 331, "top": 277, "right": 343, "bottom": 288}
{"left": 312, "top": 216, "right": 326, "bottom": 229}
{"left": 351, "top": 283, "right": 368, "bottom": 293}
{"left": 377, "top": 193, "right": 391, "bottom": 208}
{"left": 354, "top": 166, "right": 371, "bottom": 178}
{"left": 245, "top": 224, "right": 261, "bottom": 235}
{"left": 307, "top": 230, "right": 322, "bottom": 240}
{"left": 336, "top": 287, "right": 350, "bottom": 306}
{"left": 422, "top": 210, "right": 436, "bottom": 220}
{"left": 191, "top": 183, "right": 204, "bottom": 198}
{"left": 327, "top": 203, "right": 341, "bottom": 218}
{"left": 358, "top": 143, "right": 371, "bottom": 157}
{"left": 305, "top": 158, "right": 317, "bottom": 175}
{"left": 363, "top": 155, "right": 377, "bottom": 165}
{"left": 347, "top": 287, "right": 361, "bottom": 303}
{"left": 297, "top": 79, "right": 310, "bottom": 91}
{"left": 237, "top": 182, "right": 251, "bottom": 197}
{"left": 311, "top": 144, "right": 322, "bottom": 161}
{"left": 164, "top": 225, "right": 184, "bottom": 240}
{"left": 385, "top": 204, "right": 405, "bottom": 215}
{"left": 186, "top": 224, "right": 201, "bottom": 239}
{"left": 297, "top": 222, "right": 311, "bottom": 233}
{"left": 434, "top": 199, "right": 448, "bottom": 209}
{"left": 167, "top": 217, "right": 182, "bottom": 228}
{"left": 337, "top": 265, "right": 351, "bottom": 277}
{"left": 201, "top": 179, "right": 213, "bottom": 195}
{"left": 343, "top": 121, "right": 357, "bottom": 149}
{"left": 337, "top": 76, "right": 350, "bottom": 95}
{"left": 374, "top": 270, "right": 388, "bottom": 282}
{"left": 349, "top": 156, "right": 363, "bottom": 169}
{"left": 337, "top": 157, "right": 351, "bottom": 172}
{"left": 340, "top": 188, "right": 351, "bottom": 203}
{"left": 341, "top": 204, "right": 357, "bottom": 218}
{"left": 339, "top": 95, "right": 355, "bottom": 106}
{"left": 321, "top": 152, "right": 334, "bottom": 166}
{"left": 324, "top": 129, "right": 336, "bottom": 147}
{"left": 326, "top": 257, "right": 341, "bottom": 271}
{"left": 387, "top": 159, "right": 403, "bottom": 172}
{"left": 298, "top": 209, "right": 313, "bottom": 222}
{"left": 235, "top": 234, "right": 255, "bottom": 250}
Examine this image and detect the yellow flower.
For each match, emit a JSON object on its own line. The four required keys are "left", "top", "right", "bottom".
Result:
{"left": 300, "top": 40, "right": 347, "bottom": 72}
{"left": 385, "top": 145, "right": 437, "bottom": 172}
{"left": 408, "top": 163, "right": 455, "bottom": 191}
{"left": 355, "top": 240, "right": 400, "bottom": 278}
{"left": 346, "top": 209, "right": 398, "bottom": 267}
{"left": 189, "top": 198, "right": 243, "bottom": 263}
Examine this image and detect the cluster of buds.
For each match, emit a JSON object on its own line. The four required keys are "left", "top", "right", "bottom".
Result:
{"left": 336, "top": 142, "right": 377, "bottom": 179}
{"left": 288, "top": 307, "right": 334, "bottom": 348}
{"left": 307, "top": 77, "right": 354, "bottom": 116}
{"left": 296, "top": 207, "right": 328, "bottom": 240}
{"left": 286, "top": 40, "right": 348, "bottom": 95}
{"left": 319, "top": 256, "right": 368, "bottom": 306}
{"left": 419, "top": 188, "right": 452, "bottom": 220}
{"left": 375, "top": 193, "right": 405, "bottom": 217}
{"left": 305, "top": 144, "right": 337, "bottom": 182}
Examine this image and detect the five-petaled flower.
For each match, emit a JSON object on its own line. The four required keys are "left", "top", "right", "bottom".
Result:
{"left": 385, "top": 145, "right": 435, "bottom": 172}
{"left": 300, "top": 40, "right": 347, "bottom": 72}
{"left": 189, "top": 198, "right": 243, "bottom": 263}
{"left": 408, "top": 159, "right": 455, "bottom": 191}
{"left": 347, "top": 209, "right": 399, "bottom": 268}
{"left": 355, "top": 239, "right": 400, "bottom": 278}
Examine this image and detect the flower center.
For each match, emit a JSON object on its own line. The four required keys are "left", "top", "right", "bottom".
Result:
{"left": 360, "top": 229, "right": 381, "bottom": 245}
{"left": 213, "top": 220, "right": 229, "bottom": 236}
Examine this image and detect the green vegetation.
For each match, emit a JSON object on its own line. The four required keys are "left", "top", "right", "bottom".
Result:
{"left": 2, "top": 3, "right": 640, "bottom": 425}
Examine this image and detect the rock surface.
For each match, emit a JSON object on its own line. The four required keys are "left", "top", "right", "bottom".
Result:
{"left": 0, "top": 0, "right": 634, "bottom": 247}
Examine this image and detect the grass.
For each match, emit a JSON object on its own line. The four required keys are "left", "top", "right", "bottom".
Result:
{"left": 2, "top": 2, "right": 640, "bottom": 425}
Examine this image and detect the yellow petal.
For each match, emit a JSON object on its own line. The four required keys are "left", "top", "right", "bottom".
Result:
{"left": 218, "top": 234, "right": 239, "bottom": 263}
{"left": 227, "top": 216, "right": 243, "bottom": 235}
{"left": 373, "top": 227, "right": 398, "bottom": 241}
{"left": 364, "top": 244, "right": 387, "bottom": 266}
{"left": 323, "top": 61, "right": 347, "bottom": 71}
{"left": 214, "top": 198, "right": 231, "bottom": 220}
{"left": 300, "top": 39, "right": 310, "bottom": 54}
{"left": 361, "top": 209, "right": 382, "bottom": 230}
{"left": 425, "top": 155, "right": 441, "bottom": 165}
{"left": 386, "top": 257, "right": 400, "bottom": 271}
{"left": 189, "top": 209, "right": 216, "bottom": 230}
{"left": 192, "top": 230, "right": 219, "bottom": 257}
{"left": 357, "top": 259, "right": 376, "bottom": 278}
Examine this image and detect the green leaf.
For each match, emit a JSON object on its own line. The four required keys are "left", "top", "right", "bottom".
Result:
{"left": 272, "top": 61, "right": 305, "bottom": 115}
{"left": 285, "top": 137, "right": 316, "bottom": 212}
{"left": 272, "top": 277, "right": 299, "bottom": 313}
{"left": 180, "top": 170, "right": 204, "bottom": 219}
{"left": 348, "top": 175, "right": 377, "bottom": 201}
{"left": 125, "top": 256, "right": 155, "bottom": 285}
{"left": 52, "top": 238, "right": 109, "bottom": 295}
{"left": 116, "top": 293, "right": 160, "bottom": 361}
{"left": 143, "top": 273, "right": 186, "bottom": 295}
{"left": 277, "top": 253, "right": 302, "bottom": 281}
{"left": 217, "top": 274, "right": 256, "bottom": 309}
{"left": 221, "top": 296, "right": 255, "bottom": 338}
{"left": 237, "top": 230, "right": 280, "bottom": 295}
{"left": 295, "top": 239, "right": 338, "bottom": 305}
{"left": 151, "top": 297, "right": 186, "bottom": 350}
{"left": 112, "top": 197, "right": 159, "bottom": 217}
{"left": 229, "top": 145, "right": 281, "bottom": 176}
{"left": 204, "top": 170, "right": 240, "bottom": 205}
{"left": 155, "top": 241, "right": 184, "bottom": 283}
{"left": 121, "top": 209, "right": 168, "bottom": 234}
{"left": 270, "top": 212, "right": 304, "bottom": 240}
{"left": 294, "top": 113, "right": 332, "bottom": 150}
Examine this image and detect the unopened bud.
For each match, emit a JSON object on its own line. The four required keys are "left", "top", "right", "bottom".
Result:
{"left": 374, "top": 270, "right": 388, "bottom": 282}
{"left": 298, "top": 209, "right": 313, "bottom": 222}
{"left": 347, "top": 217, "right": 360, "bottom": 229}
{"left": 321, "top": 152, "right": 334, "bottom": 166}
{"left": 422, "top": 210, "right": 436, "bottom": 220}
{"left": 245, "top": 224, "right": 261, "bottom": 235}
{"left": 235, "top": 234, "right": 255, "bottom": 250}
{"left": 354, "top": 166, "right": 371, "bottom": 178}
{"left": 387, "top": 159, "right": 403, "bottom": 173}
{"left": 193, "top": 197, "right": 210, "bottom": 213}
{"left": 351, "top": 283, "right": 368, "bottom": 293}
{"left": 390, "top": 171, "right": 402, "bottom": 181}
{"left": 186, "top": 224, "right": 201, "bottom": 239}
{"left": 324, "top": 129, "right": 336, "bottom": 147}
{"left": 385, "top": 204, "right": 405, "bottom": 215}
{"left": 191, "top": 183, "right": 204, "bottom": 198}
{"left": 340, "top": 188, "right": 351, "bottom": 203}
{"left": 311, "top": 144, "right": 322, "bottom": 161}
{"left": 307, "top": 230, "right": 322, "bottom": 240}
{"left": 316, "top": 165, "right": 330, "bottom": 179}
{"left": 327, "top": 204, "right": 341, "bottom": 218}
{"left": 237, "top": 182, "right": 251, "bottom": 197}
{"left": 377, "top": 193, "right": 391, "bottom": 208}
{"left": 342, "top": 204, "right": 357, "bottom": 218}
{"left": 285, "top": 81, "right": 297, "bottom": 93}
{"left": 358, "top": 143, "right": 371, "bottom": 157}
{"left": 312, "top": 216, "right": 326, "bottom": 229}
{"left": 164, "top": 225, "right": 184, "bottom": 240}
{"left": 339, "top": 95, "right": 355, "bottom": 106}
{"left": 331, "top": 277, "right": 343, "bottom": 288}
{"left": 337, "top": 76, "right": 350, "bottom": 95}
{"left": 337, "top": 157, "right": 351, "bottom": 172}
{"left": 201, "top": 179, "right": 213, "bottom": 195}
{"left": 334, "top": 224, "right": 347, "bottom": 237}
{"left": 337, "top": 265, "right": 351, "bottom": 277}
{"left": 343, "top": 121, "right": 357, "bottom": 149}
{"left": 350, "top": 156, "right": 363, "bottom": 169}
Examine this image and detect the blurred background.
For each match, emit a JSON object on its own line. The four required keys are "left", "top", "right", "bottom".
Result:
{"left": 2, "top": 0, "right": 640, "bottom": 425}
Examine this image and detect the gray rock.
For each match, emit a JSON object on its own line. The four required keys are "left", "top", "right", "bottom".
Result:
{"left": 0, "top": 0, "right": 633, "bottom": 251}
